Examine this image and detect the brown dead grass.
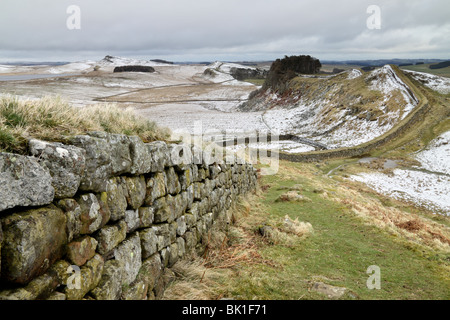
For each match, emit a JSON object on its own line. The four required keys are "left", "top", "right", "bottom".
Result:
{"left": 0, "top": 95, "right": 171, "bottom": 153}
{"left": 163, "top": 190, "right": 310, "bottom": 300}
{"left": 336, "top": 182, "right": 450, "bottom": 252}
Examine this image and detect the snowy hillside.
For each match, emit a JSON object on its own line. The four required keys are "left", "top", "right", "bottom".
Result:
{"left": 245, "top": 65, "right": 419, "bottom": 149}
{"left": 350, "top": 131, "right": 450, "bottom": 215}
{"left": 0, "top": 56, "right": 175, "bottom": 75}
{"left": 405, "top": 70, "right": 450, "bottom": 94}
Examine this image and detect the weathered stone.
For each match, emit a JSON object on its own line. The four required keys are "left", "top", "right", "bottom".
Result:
{"left": 124, "top": 176, "right": 146, "bottom": 209}
{"left": 191, "top": 163, "right": 199, "bottom": 182}
{"left": 0, "top": 205, "right": 67, "bottom": 284}
{"left": 90, "top": 260, "right": 123, "bottom": 300}
{"left": 48, "top": 260, "right": 71, "bottom": 285}
{"left": 114, "top": 232, "right": 142, "bottom": 286}
{"left": 138, "top": 207, "right": 154, "bottom": 228}
{"left": 153, "top": 196, "right": 173, "bottom": 223}
{"left": 179, "top": 191, "right": 191, "bottom": 215}
{"left": 186, "top": 184, "right": 194, "bottom": 210}
{"left": 178, "top": 165, "right": 193, "bottom": 191}
{"left": 0, "top": 152, "right": 54, "bottom": 212}
{"left": 65, "top": 254, "right": 104, "bottom": 300}
{"left": 140, "top": 254, "right": 162, "bottom": 291}
{"left": 77, "top": 193, "right": 103, "bottom": 234}
{"left": 176, "top": 216, "right": 187, "bottom": 236}
{"left": 152, "top": 223, "right": 171, "bottom": 251}
{"left": 165, "top": 167, "right": 181, "bottom": 195}
{"left": 66, "top": 236, "right": 98, "bottom": 266}
{"left": 185, "top": 212, "right": 197, "bottom": 228}
{"left": 46, "top": 291, "right": 66, "bottom": 300}
{"left": 29, "top": 139, "right": 86, "bottom": 199}
{"left": 183, "top": 231, "right": 197, "bottom": 252}
{"left": 0, "top": 270, "right": 59, "bottom": 300}
{"left": 88, "top": 132, "right": 132, "bottom": 175}
{"left": 168, "top": 242, "right": 179, "bottom": 267}
{"left": 125, "top": 209, "right": 140, "bottom": 233}
{"left": 177, "top": 237, "right": 186, "bottom": 259}
{"left": 96, "top": 192, "right": 111, "bottom": 228}
{"left": 169, "top": 221, "right": 178, "bottom": 243}
{"left": 129, "top": 135, "right": 152, "bottom": 175}
{"left": 144, "top": 172, "right": 166, "bottom": 205}
{"left": 140, "top": 228, "right": 158, "bottom": 259}
{"left": 160, "top": 247, "right": 170, "bottom": 267}
{"left": 276, "top": 191, "right": 311, "bottom": 203}
{"left": 198, "top": 168, "right": 206, "bottom": 181}
{"left": 56, "top": 199, "right": 82, "bottom": 242}
{"left": 94, "top": 220, "right": 127, "bottom": 255}
{"left": 311, "top": 282, "right": 348, "bottom": 299}
{"left": 121, "top": 277, "right": 148, "bottom": 300}
{"left": 167, "top": 143, "right": 193, "bottom": 167}
{"left": 69, "top": 134, "right": 113, "bottom": 192}
{"left": 105, "top": 177, "right": 127, "bottom": 221}
{"left": 146, "top": 141, "right": 169, "bottom": 172}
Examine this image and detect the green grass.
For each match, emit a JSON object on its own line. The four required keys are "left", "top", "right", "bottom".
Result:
{"left": 244, "top": 78, "right": 266, "bottom": 86}
{"left": 400, "top": 64, "right": 450, "bottom": 78}
{"left": 219, "top": 166, "right": 450, "bottom": 300}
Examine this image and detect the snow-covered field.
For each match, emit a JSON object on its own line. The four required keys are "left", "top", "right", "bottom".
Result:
{"left": 405, "top": 70, "right": 450, "bottom": 94}
{"left": 350, "top": 131, "right": 450, "bottom": 215}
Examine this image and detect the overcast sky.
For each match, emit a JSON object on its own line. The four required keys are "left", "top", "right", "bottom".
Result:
{"left": 0, "top": 0, "right": 449, "bottom": 62}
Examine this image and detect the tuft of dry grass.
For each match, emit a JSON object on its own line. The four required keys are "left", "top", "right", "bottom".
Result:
{"left": 0, "top": 95, "right": 171, "bottom": 153}
{"left": 162, "top": 256, "right": 229, "bottom": 300}
{"left": 335, "top": 183, "right": 450, "bottom": 252}
{"left": 282, "top": 215, "right": 314, "bottom": 237}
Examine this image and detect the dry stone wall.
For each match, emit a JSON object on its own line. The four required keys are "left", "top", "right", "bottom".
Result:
{"left": 0, "top": 132, "right": 258, "bottom": 300}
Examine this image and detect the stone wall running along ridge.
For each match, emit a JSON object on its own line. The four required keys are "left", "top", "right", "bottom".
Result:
{"left": 0, "top": 132, "right": 258, "bottom": 300}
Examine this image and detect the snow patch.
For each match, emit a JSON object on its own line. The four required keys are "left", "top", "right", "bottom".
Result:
{"left": 347, "top": 69, "right": 362, "bottom": 80}
{"left": 405, "top": 70, "right": 450, "bottom": 94}
{"left": 350, "top": 169, "right": 450, "bottom": 215}
{"left": 369, "top": 65, "right": 418, "bottom": 118}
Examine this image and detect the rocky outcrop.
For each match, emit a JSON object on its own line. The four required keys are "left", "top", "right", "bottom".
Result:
{"left": 0, "top": 132, "right": 258, "bottom": 300}
{"left": 113, "top": 66, "right": 155, "bottom": 73}
{"left": 229, "top": 67, "right": 268, "bottom": 81}
{"left": 263, "top": 55, "right": 321, "bottom": 92}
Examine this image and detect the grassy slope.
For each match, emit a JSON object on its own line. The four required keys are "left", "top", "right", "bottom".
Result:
{"left": 231, "top": 162, "right": 450, "bottom": 300}
{"left": 164, "top": 68, "right": 450, "bottom": 300}
{"left": 164, "top": 159, "right": 450, "bottom": 300}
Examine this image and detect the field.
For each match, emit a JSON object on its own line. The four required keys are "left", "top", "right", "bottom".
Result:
{"left": 400, "top": 63, "right": 450, "bottom": 78}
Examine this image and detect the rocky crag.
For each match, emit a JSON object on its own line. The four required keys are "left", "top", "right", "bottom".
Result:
{"left": 0, "top": 132, "right": 258, "bottom": 300}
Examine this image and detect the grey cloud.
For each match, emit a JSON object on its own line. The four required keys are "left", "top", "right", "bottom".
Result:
{"left": 0, "top": 0, "right": 448, "bottom": 61}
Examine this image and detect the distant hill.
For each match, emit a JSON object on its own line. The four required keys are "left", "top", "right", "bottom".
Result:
{"left": 323, "top": 59, "right": 446, "bottom": 67}
{"left": 429, "top": 61, "right": 450, "bottom": 69}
